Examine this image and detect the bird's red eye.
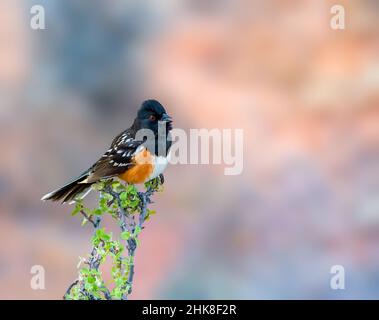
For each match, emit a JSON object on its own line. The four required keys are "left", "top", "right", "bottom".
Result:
{"left": 149, "top": 115, "right": 156, "bottom": 121}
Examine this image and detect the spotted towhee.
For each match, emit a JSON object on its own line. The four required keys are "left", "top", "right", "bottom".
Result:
{"left": 41, "top": 99, "right": 173, "bottom": 203}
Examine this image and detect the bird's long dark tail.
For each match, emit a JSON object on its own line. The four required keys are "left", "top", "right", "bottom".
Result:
{"left": 41, "top": 172, "right": 92, "bottom": 203}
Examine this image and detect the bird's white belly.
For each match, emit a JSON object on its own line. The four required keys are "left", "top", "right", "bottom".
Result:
{"left": 149, "top": 155, "right": 169, "bottom": 180}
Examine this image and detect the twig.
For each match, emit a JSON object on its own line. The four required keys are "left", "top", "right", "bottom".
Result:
{"left": 63, "top": 280, "right": 78, "bottom": 299}
{"left": 79, "top": 210, "right": 99, "bottom": 228}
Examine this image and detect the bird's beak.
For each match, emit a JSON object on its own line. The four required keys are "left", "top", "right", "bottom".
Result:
{"left": 161, "top": 113, "right": 173, "bottom": 129}
{"left": 161, "top": 113, "right": 172, "bottom": 123}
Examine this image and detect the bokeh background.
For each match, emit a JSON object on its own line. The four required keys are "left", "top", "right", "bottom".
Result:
{"left": 0, "top": 0, "right": 378, "bottom": 299}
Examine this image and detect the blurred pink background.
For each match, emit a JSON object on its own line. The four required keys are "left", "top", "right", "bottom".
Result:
{"left": 0, "top": 0, "right": 378, "bottom": 299}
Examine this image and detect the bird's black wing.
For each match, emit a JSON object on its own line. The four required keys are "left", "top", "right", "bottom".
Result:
{"left": 83, "top": 129, "right": 144, "bottom": 183}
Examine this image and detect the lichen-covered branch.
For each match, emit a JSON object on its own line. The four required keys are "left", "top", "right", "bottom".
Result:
{"left": 64, "top": 177, "right": 162, "bottom": 300}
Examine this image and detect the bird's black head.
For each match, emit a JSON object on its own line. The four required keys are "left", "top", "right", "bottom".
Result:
{"left": 136, "top": 99, "right": 173, "bottom": 133}
{"left": 134, "top": 99, "right": 173, "bottom": 156}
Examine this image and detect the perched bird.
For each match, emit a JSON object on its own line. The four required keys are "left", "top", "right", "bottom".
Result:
{"left": 41, "top": 99, "right": 173, "bottom": 203}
